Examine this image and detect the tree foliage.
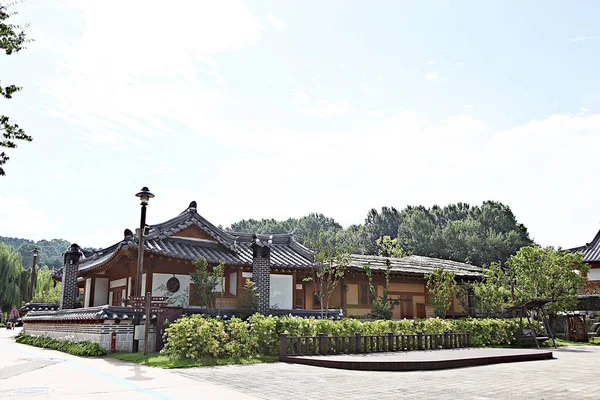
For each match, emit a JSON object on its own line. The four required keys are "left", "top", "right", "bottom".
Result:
{"left": 363, "top": 236, "right": 406, "bottom": 319}
{"left": 1, "top": 1, "right": 32, "bottom": 176}
{"left": 31, "top": 265, "right": 61, "bottom": 303}
{"left": 425, "top": 268, "right": 457, "bottom": 318}
{"left": 468, "top": 262, "right": 513, "bottom": 317}
{"left": 0, "top": 237, "right": 70, "bottom": 270}
{"left": 0, "top": 243, "right": 29, "bottom": 313}
{"left": 228, "top": 201, "right": 532, "bottom": 266}
{"left": 506, "top": 246, "right": 587, "bottom": 315}
{"left": 190, "top": 258, "right": 225, "bottom": 311}
{"left": 303, "top": 231, "right": 352, "bottom": 317}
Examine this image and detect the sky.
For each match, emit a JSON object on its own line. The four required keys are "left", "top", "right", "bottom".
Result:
{"left": 1, "top": 0, "right": 600, "bottom": 249}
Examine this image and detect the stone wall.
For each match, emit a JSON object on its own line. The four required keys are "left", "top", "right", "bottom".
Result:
{"left": 23, "top": 322, "right": 156, "bottom": 353}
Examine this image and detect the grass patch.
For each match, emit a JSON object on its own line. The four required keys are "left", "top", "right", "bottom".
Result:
{"left": 107, "top": 352, "right": 278, "bottom": 369}
{"left": 16, "top": 333, "right": 107, "bottom": 357}
{"left": 549, "top": 338, "right": 600, "bottom": 347}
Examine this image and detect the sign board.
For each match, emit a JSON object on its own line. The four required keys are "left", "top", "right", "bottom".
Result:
{"left": 151, "top": 296, "right": 169, "bottom": 302}
{"left": 134, "top": 324, "right": 145, "bottom": 340}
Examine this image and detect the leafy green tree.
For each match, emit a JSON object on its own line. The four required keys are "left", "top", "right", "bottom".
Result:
{"left": 0, "top": 243, "right": 29, "bottom": 313}
{"left": 425, "top": 268, "right": 457, "bottom": 318}
{"left": 304, "top": 231, "right": 352, "bottom": 317}
{"left": 362, "top": 207, "right": 401, "bottom": 254}
{"left": 363, "top": 236, "right": 406, "bottom": 319}
{"left": 506, "top": 246, "right": 587, "bottom": 315}
{"left": 31, "top": 265, "right": 61, "bottom": 303}
{"left": 1, "top": 2, "right": 32, "bottom": 176}
{"left": 190, "top": 258, "right": 225, "bottom": 311}
{"left": 237, "top": 278, "right": 258, "bottom": 311}
{"left": 467, "top": 262, "right": 513, "bottom": 317}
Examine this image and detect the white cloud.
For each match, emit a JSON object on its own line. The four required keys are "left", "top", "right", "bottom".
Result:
{"left": 303, "top": 101, "right": 352, "bottom": 117}
{"left": 205, "top": 112, "right": 600, "bottom": 248}
{"left": 288, "top": 77, "right": 352, "bottom": 117}
{"left": 33, "top": 0, "right": 263, "bottom": 154}
{"left": 0, "top": 194, "right": 53, "bottom": 240}
{"left": 571, "top": 36, "right": 600, "bottom": 42}
{"left": 424, "top": 60, "right": 436, "bottom": 66}
{"left": 359, "top": 81, "right": 376, "bottom": 97}
{"left": 448, "top": 62, "right": 464, "bottom": 68}
{"left": 267, "top": 13, "right": 287, "bottom": 31}
{"left": 340, "top": 64, "right": 348, "bottom": 69}
{"left": 425, "top": 72, "right": 444, "bottom": 82}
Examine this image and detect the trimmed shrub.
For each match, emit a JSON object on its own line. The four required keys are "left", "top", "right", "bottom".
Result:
{"left": 16, "top": 333, "right": 106, "bottom": 357}
{"left": 161, "top": 314, "right": 523, "bottom": 361}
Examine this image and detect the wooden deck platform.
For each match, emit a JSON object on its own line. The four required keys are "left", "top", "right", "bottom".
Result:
{"left": 283, "top": 348, "right": 554, "bottom": 371}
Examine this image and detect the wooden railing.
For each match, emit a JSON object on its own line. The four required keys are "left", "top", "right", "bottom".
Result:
{"left": 279, "top": 331, "right": 471, "bottom": 359}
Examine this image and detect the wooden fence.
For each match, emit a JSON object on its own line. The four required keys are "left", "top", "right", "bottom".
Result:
{"left": 279, "top": 331, "right": 471, "bottom": 359}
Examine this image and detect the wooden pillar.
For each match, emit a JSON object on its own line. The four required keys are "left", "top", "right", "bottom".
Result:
{"left": 145, "top": 271, "right": 153, "bottom": 297}
{"left": 89, "top": 277, "right": 96, "bottom": 307}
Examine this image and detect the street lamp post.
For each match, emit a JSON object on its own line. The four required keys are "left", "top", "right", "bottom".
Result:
{"left": 28, "top": 247, "right": 40, "bottom": 302}
{"left": 132, "top": 187, "right": 154, "bottom": 353}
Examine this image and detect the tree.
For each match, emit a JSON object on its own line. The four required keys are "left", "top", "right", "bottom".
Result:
{"left": 304, "top": 231, "right": 351, "bottom": 317}
{"left": 362, "top": 207, "right": 401, "bottom": 254}
{"left": 506, "top": 246, "right": 587, "bottom": 315}
{"left": 425, "top": 268, "right": 457, "bottom": 318}
{"left": 1, "top": 1, "right": 32, "bottom": 176}
{"left": 31, "top": 265, "right": 62, "bottom": 303}
{"left": 0, "top": 243, "right": 29, "bottom": 313}
{"left": 190, "top": 258, "right": 225, "bottom": 311}
{"left": 363, "top": 236, "right": 406, "bottom": 319}
{"left": 237, "top": 278, "right": 258, "bottom": 311}
{"left": 466, "top": 262, "right": 513, "bottom": 317}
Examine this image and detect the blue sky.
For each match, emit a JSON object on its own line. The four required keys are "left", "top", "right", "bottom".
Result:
{"left": 2, "top": 0, "right": 600, "bottom": 249}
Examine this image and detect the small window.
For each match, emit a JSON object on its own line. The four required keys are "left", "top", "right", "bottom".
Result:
{"left": 359, "top": 284, "right": 370, "bottom": 305}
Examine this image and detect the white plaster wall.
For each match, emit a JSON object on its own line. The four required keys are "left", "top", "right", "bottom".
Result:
{"left": 84, "top": 278, "right": 92, "bottom": 307}
{"left": 141, "top": 273, "right": 147, "bottom": 296}
{"left": 127, "top": 277, "right": 132, "bottom": 298}
{"left": 110, "top": 278, "right": 127, "bottom": 288}
{"left": 108, "top": 292, "right": 113, "bottom": 305}
{"left": 94, "top": 278, "right": 109, "bottom": 306}
{"left": 152, "top": 273, "right": 191, "bottom": 306}
{"left": 589, "top": 268, "right": 600, "bottom": 281}
{"left": 229, "top": 271, "right": 237, "bottom": 296}
{"left": 270, "top": 274, "right": 293, "bottom": 309}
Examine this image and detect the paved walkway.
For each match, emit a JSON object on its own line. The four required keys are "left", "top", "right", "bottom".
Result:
{"left": 2, "top": 327, "right": 599, "bottom": 400}
{"left": 0, "top": 328, "right": 257, "bottom": 399}
{"left": 177, "top": 346, "right": 600, "bottom": 400}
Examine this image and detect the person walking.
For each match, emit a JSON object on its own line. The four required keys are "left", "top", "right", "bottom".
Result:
{"left": 9, "top": 306, "right": 19, "bottom": 330}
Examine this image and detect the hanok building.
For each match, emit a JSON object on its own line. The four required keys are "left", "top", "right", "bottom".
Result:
{"left": 24, "top": 200, "right": 481, "bottom": 352}
{"left": 570, "top": 229, "right": 600, "bottom": 294}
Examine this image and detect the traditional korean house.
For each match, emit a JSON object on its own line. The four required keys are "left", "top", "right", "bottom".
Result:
{"left": 23, "top": 200, "right": 481, "bottom": 352}
{"left": 53, "top": 201, "right": 316, "bottom": 314}
{"left": 47, "top": 200, "right": 480, "bottom": 318}
{"left": 570, "top": 229, "right": 600, "bottom": 294}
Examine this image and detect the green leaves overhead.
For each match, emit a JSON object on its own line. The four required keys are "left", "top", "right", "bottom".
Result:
{"left": 0, "top": 1, "right": 32, "bottom": 176}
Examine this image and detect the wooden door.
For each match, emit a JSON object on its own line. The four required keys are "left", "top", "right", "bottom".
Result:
{"left": 111, "top": 290, "right": 123, "bottom": 306}
{"left": 416, "top": 304, "right": 426, "bottom": 319}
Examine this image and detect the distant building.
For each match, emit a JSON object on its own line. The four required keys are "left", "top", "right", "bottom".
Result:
{"left": 569, "top": 230, "right": 600, "bottom": 293}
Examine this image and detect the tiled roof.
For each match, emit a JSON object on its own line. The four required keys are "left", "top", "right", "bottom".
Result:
{"left": 70, "top": 202, "right": 315, "bottom": 276}
{"left": 22, "top": 305, "right": 157, "bottom": 322}
{"left": 348, "top": 254, "right": 482, "bottom": 279}
{"left": 568, "top": 230, "right": 600, "bottom": 263}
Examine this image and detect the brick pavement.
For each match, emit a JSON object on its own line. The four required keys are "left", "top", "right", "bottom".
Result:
{"left": 175, "top": 346, "right": 600, "bottom": 400}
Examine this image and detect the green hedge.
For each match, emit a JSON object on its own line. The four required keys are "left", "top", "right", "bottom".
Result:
{"left": 16, "top": 333, "right": 107, "bottom": 357}
{"left": 161, "top": 315, "right": 521, "bottom": 360}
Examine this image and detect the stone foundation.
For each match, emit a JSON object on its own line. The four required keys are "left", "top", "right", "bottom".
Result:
{"left": 23, "top": 322, "right": 156, "bottom": 353}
